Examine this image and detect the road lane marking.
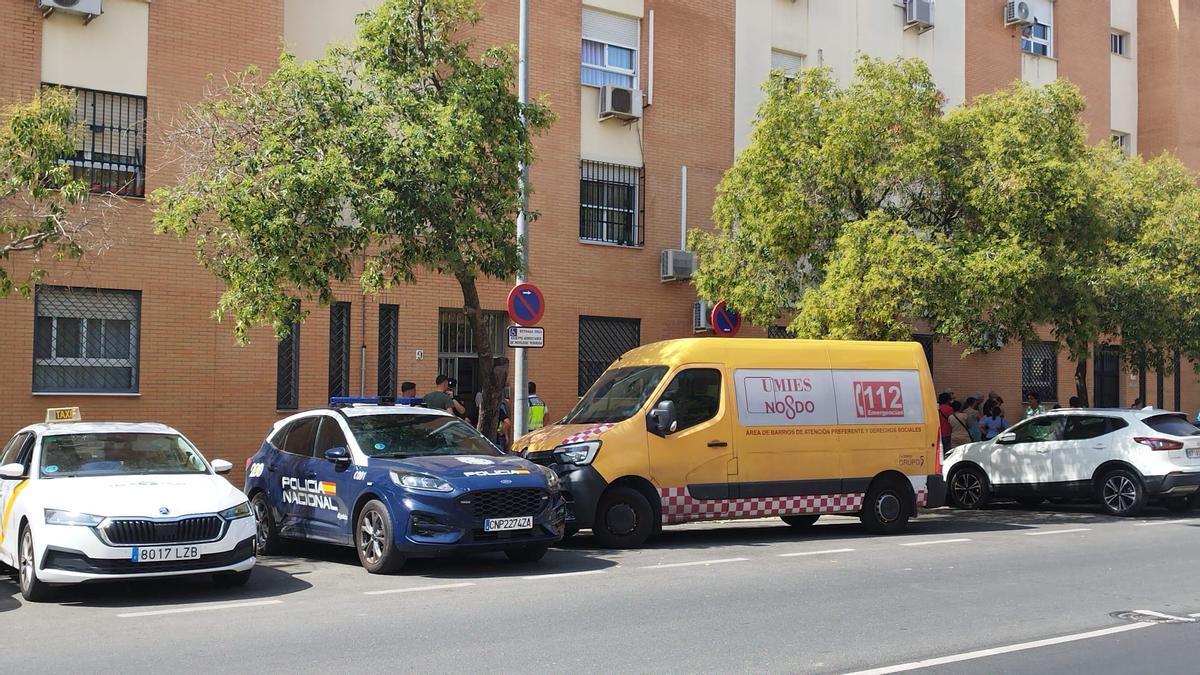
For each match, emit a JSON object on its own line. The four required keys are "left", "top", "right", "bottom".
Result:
{"left": 1130, "top": 610, "right": 1195, "bottom": 622}
{"left": 1024, "top": 528, "right": 1091, "bottom": 536}
{"left": 778, "top": 548, "right": 856, "bottom": 558}
{"left": 641, "top": 557, "right": 749, "bottom": 570}
{"left": 364, "top": 582, "right": 475, "bottom": 596}
{"left": 899, "top": 538, "right": 971, "bottom": 547}
{"left": 845, "top": 623, "right": 1153, "bottom": 675}
{"left": 1134, "top": 519, "right": 1191, "bottom": 527}
{"left": 118, "top": 599, "right": 282, "bottom": 618}
{"left": 1189, "top": 613, "right": 1200, "bottom": 618}
{"left": 521, "top": 570, "right": 606, "bottom": 580}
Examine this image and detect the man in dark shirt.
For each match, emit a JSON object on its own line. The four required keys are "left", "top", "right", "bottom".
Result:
{"left": 423, "top": 375, "right": 461, "bottom": 414}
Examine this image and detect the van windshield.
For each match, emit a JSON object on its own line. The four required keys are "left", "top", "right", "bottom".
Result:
{"left": 563, "top": 366, "right": 668, "bottom": 425}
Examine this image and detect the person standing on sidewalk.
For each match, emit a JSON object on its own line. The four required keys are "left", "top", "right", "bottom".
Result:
{"left": 938, "top": 392, "right": 954, "bottom": 456}
{"left": 526, "top": 381, "right": 548, "bottom": 431}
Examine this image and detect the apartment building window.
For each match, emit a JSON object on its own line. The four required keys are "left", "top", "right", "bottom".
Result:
{"left": 579, "top": 316, "right": 641, "bottom": 396}
{"left": 277, "top": 303, "right": 301, "bottom": 410}
{"left": 438, "top": 308, "right": 507, "bottom": 400}
{"left": 580, "top": 160, "right": 643, "bottom": 247}
{"left": 1021, "top": 341, "right": 1058, "bottom": 403}
{"left": 770, "top": 50, "right": 806, "bottom": 78}
{"left": 582, "top": 8, "right": 639, "bottom": 88}
{"left": 1111, "top": 131, "right": 1131, "bottom": 156}
{"left": 377, "top": 304, "right": 399, "bottom": 398}
{"left": 1110, "top": 31, "right": 1128, "bottom": 56}
{"left": 328, "top": 302, "right": 351, "bottom": 399}
{"left": 1021, "top": 22, "right": 1052, "bottom": 57}
{"left": 33, "top": 285, "right": 140, "bottom": 394}
{"left": 48, "top": 85, "right": 147, "bottom": 198}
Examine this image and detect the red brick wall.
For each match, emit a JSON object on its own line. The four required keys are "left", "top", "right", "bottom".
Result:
{"left": 965, "top": 0, "right": 1022, "bottom": 99}
{"left": 1055, "top": 0, "right": 1111, "bottom": 144}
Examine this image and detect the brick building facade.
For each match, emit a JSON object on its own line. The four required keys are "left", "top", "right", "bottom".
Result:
{"left": 1, "top": 0, "right": 1198, "bottom": 485}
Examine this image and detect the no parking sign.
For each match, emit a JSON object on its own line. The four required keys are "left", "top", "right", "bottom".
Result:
{"left": 507, "top": 283, "right": 545, "bottom": 327}
{"left": 710, "top": 301, "right": 741, "bottom": 337}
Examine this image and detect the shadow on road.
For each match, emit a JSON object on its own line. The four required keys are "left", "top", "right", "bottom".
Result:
{"left": 260, "top": 539, "right": 619, "bottom": 581}
{"left": 0, "top": 563, "right": 312, "bottom": 610}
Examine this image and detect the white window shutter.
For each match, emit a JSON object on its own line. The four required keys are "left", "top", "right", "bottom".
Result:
{"left": 583, "top": 8, "right": 639, "bottom": 49}
{"left": 771, "top": 50, "right": 805, "bottom": 73}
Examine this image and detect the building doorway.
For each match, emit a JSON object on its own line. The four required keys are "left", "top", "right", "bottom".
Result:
{"left": 1093, "top": 346, "right": 1121, "bottom": 408}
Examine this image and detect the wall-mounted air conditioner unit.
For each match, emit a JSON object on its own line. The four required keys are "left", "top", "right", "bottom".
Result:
{"left": 38, "top": 0, "right": 103, "bottom": 21}
{"left": 905, "top": 0, "right": 934, "bottom": 30}
{"left": 600, "top": 85, "right": 642, "bottom": 122}
{"left": 660, "top": 249, "right": 695, "bottom": 282}
{"left": 693, "top": 300, "right": 712, "bottom": 333}
{"left": 1004, "top": 1, "right": 1034, "bottom": 27}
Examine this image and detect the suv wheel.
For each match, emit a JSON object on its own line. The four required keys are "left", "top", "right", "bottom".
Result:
{"left": 356, "top": 500, "right": 405, "bottom": 573}
{"left": 948, "top": 465, "right": 991, "bottom": 509}
{"left": 1098, "top": 469, "right": 1146, "bottom": 517}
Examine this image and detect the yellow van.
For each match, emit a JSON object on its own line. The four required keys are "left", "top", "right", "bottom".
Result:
{"left": 517, "top": 338, "right": 946, "bottom": 548}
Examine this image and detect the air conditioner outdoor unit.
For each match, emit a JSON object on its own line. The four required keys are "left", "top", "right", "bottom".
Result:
{"left": 1004, "top": 1, "right": 1034, "bottom": 26}
{"left": 660, "top": 249, "right": 695, "bottom": 282}
{"left": 905, "top": 0, "right": 934, "bottom": 29}
{"left": 693, "top": 300, "right": 712, "bottom": 334}
{"left": 38, "top": 0, "right": 103, "bottom": 19}
{"left": 599, "top": 85, "right": 642, "bottom": 122}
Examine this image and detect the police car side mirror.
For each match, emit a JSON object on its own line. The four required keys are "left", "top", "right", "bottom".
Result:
{"left": 324, "top": 447, "right": 351, "bottom": 464}
{"left": 0, "top": 463, "right": 24, "bottom": 479}
{"left": 647, "top": 401, "right": 678, "bottom": 437}
{"left": 210, "top": 459, "right": 234, "bottom": 475}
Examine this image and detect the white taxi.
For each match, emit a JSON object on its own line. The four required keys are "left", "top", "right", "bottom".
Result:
{"left": 0, "top": 409, "right": 256, "bottom": 602}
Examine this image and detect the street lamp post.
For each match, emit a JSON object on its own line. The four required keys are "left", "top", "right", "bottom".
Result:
{"left": 512, "top": 0, "right": 530, "bottom": 441}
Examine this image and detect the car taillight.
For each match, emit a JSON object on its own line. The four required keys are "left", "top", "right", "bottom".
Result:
{"left": 1133, "top": 437, "right": 1184, "bottom": 451}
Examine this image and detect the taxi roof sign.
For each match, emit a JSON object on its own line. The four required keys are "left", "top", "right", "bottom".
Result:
{"left": 45, "top": 407, "right": 81, "bottom": 423}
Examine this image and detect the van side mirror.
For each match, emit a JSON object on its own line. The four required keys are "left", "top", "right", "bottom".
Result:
{"left": 210, "top": 459, "right": 233, "bottom": 475}
{"left": 647, "top": 401, "right": 678, "bottom": 437}
{"left": 996, "top": 432, "right": 1017, "bottom": 445}
{"left": 325, "top": 447, "right": 351, "bottom": 464}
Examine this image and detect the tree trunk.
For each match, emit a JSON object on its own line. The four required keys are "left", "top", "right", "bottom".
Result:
{"left": 1074, "top": 357, "right": 1090, "bottom": 408}
{"left": 456, "top": 270, "right": 500, "bottom": 443}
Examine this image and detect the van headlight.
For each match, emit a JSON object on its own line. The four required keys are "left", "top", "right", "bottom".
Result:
{"left": 219, "top": 501, "right": 253, "bottom": 520}
{"left": 390, "top": 471, "right": 454, "bottom": 493}
{"left": 553, "top": 440, "right": 601, "bottom": 466}
{"left": 44, "top": 509, "right": 104, "bottom": 527}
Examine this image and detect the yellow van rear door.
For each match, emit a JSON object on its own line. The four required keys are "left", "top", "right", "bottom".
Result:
{"left": 647, "top": 366, "right": 735, "bottom": 499}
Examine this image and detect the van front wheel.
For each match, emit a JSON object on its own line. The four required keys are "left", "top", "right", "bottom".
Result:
{"left": 593, "top": 487, "right": 655, "bottom": 549}
{"left": 859, "top": 479, "right": 911, "bottom": 535}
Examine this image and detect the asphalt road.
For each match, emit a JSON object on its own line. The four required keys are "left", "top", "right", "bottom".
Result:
{"left": 2, "top": 503, "right": 1198, "bottom": 674}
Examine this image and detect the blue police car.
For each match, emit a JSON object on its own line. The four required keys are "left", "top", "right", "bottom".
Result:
{"left": 244, "top": 398, "right": 564, "bottom": 573}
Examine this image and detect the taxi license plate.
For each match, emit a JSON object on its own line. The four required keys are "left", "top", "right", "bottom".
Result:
{"left": 484, "top": 516, "right": 533, "bottom": 532}
{"left": 1187, "top": 448, "right": 1200, "bottom": 459}
{"left": 131, "top": 545, "right": 201, "bottom": 563}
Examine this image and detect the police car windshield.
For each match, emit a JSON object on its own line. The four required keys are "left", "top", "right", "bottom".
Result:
{"left": 39, "top": 433, "right": 209, "bottom": 478}
{"left": 347, "top": 414, "right": 501, "bottom": 458}
{"left": 562, "top": 366, "right": 668, "bottom": 425}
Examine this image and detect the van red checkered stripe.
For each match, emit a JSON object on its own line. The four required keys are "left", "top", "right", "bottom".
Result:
{"left": 560, "top": 424, "right": 614, "bottom": 445}
{"left": 916, "top": 488, "right": 928, "bottom": 507}
{"left": 659, "top": 487, "right": 865, "bottom": 525}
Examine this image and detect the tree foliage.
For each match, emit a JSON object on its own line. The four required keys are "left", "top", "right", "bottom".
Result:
{"left": 0, "top": 88, "right": 102, "bottom": 297}
{"left": 153, "top": 0, "right": 554, "bottom": 432}
{"left": 692, "top": 57, "right": 1200, "bottom": 402}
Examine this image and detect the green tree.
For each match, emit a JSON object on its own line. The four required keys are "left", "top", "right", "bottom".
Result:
{"left": 153, "top": 0, "right": 553, "bottom": 434}
{"left": 693, "top": 56, "right": 1200, "bottom": 405}
{"left": 1, "top": 88, "right": 95, "bottom": 297}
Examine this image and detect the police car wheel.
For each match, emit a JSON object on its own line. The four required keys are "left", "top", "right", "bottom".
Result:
{"left": 18, "top": 526, "right": 53, "bottom": 603}
{"left": 504, "top": 544, "right": 549, "bottom": 563}
{"left": 593, "top": 487, "right": 654, "bottom": 549}
{"left": 213, "top": 569, "right": 253, "bottom": 588}
{"left": 780, "top": 514, "right": 820, "bottom": 528}
{"left": 356, "top": 500, "right": 404, "bottom": 574}
{"left": 859, "top": 479, "right": 911, "bottom": 535}
{"left": 251, "top": 493, "right": 283, "bottom": 556}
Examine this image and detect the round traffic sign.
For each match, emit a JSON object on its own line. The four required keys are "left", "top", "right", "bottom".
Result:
{"left": 710, "top": 301, "right": 741, "bottom": 337}
{"left": 507, "top": 283, "right": 545, "bottom": 327}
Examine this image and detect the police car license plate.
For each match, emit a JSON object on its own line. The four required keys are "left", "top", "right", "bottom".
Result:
{"left": 484, "top": 516, "right": 533, "bottom": 532}
{"left": 131, "top": 545, "right": 201, "bottom": 563}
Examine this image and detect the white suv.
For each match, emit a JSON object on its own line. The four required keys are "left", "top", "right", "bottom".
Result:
{"left": 944, "top": 408, "right": 1200, "bottom": 517}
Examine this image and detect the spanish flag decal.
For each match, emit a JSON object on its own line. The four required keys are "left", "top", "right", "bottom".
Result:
{"left": 319, "top": 481, "right": 337, "bottom": 495}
